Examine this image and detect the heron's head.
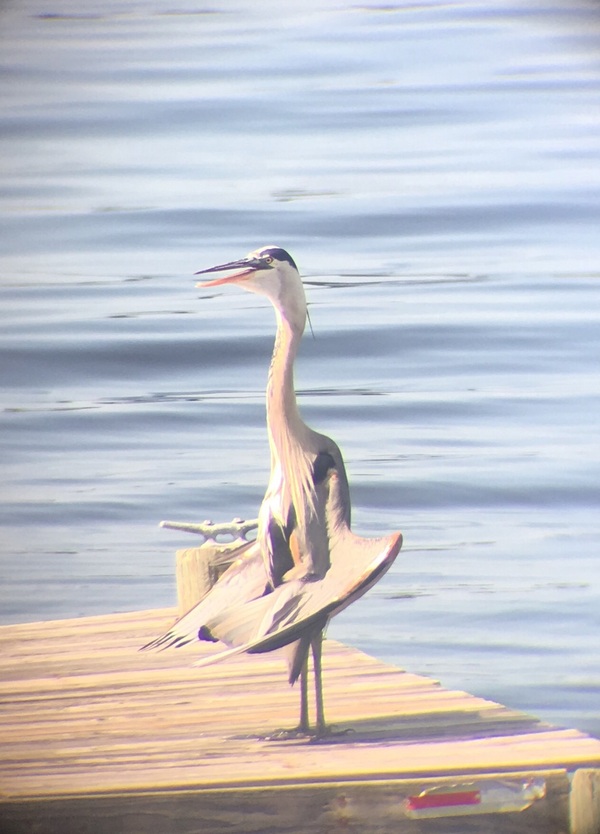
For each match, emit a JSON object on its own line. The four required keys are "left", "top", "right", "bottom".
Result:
{"left": 196, "top": 245, "right": 307, "bottom": 333}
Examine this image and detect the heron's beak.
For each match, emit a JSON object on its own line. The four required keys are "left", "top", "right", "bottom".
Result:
{"left": 195, "top": 257, "right": 265, "bottom": 288}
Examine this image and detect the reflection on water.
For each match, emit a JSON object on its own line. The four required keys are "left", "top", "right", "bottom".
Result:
{"left": 0, "top": 0, "right": 599, "bottom": 736}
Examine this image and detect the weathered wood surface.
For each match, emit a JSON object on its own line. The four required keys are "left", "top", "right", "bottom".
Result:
{"left": 1, "top": 608, "right": 599, "bottom": 833}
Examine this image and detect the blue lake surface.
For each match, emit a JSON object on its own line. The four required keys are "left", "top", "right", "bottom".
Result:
{"left": 1, "top": 0, "right": 599, "bottom": 737}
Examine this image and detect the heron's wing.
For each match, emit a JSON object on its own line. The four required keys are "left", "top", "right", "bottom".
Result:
{"left": 140, "top": 540, "right": 267, "bottom": 651}
{"left": 192, "top": 527, "right": 402, "bottom": 669}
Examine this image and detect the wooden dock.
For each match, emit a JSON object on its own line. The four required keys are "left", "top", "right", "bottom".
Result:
{"left": 1, "top": 607, "right": 599, "bottom": 833}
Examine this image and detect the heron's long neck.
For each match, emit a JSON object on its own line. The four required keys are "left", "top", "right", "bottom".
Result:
{"left": 264, "top": 307, "right": 315, "bottom": 529}
{"left": 266, "top": 313, "right": 304, "bottom": 456}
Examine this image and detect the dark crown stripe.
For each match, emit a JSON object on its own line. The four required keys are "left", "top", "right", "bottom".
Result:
{"left": 260, "top": 247, "right": 297, "bottom": 271}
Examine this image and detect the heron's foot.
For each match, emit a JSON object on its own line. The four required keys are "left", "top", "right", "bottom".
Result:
{"left": 264, "top": 724, "right": 313, "bottom": 741}
{"left": 264, "top": 724, "right": 354, "bottom": 742}
{"left": 309, "top": 724, "right": 355, "bottom": 743}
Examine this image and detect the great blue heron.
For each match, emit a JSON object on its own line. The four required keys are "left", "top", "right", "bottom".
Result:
{"left": 143, "top": 246, "right": 402, "bottom": 736}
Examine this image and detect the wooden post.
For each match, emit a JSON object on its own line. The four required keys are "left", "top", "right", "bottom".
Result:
{"left": 570, "top": 769, "right": 600, "bottom": 834}
{"left": 162, "top": 518, "right": 258, "bottom": 615}
{"left": 175, "top": 543, "right": 240, "bottom": 615}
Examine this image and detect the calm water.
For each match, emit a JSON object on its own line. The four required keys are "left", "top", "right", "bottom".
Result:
{"left": 1, "top": 0, "right": 599, "bottom": 737}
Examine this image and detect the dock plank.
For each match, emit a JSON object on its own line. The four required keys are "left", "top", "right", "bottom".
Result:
{"left": 1, "top": 608, "right": 599, "bottom": 832}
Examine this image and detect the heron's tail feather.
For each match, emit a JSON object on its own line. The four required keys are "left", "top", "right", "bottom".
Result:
{"left": 192, "top": 632, "right": 317, "bottom": 688}
{"left": 192, "top": 642, "right": 250, "bottom": 669}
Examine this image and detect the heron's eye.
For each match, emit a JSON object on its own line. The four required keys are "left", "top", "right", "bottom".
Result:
{"left": 263, "top": 256, "right": 273, "bottom": 265}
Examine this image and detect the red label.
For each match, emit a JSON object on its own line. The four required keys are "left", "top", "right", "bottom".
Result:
{"left": 407, "top": 790, "right": 481, "bottom": 811}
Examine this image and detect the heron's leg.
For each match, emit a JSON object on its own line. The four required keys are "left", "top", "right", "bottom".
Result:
{"left": 266, "top": 640, "right": 312, "bottom": 740}
{"left": 298, "top": 653, "right": 310, "bottom": 734}
{"left": 311, "top": 630, "right": 326, "bottom": 735}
